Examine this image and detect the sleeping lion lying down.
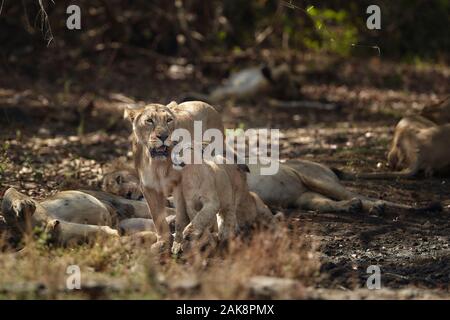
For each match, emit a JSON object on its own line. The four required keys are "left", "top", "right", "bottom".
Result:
{"left": 0, "top": 187, "right": 173, "bottom": 247}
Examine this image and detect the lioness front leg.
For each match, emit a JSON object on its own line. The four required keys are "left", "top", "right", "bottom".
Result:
{"left": 217, "top": 206, "right": 238, "bottom": 241}
{"left": 142, "top": 187, "right": 172, "bottom": 251}
{"left": 297, "top": 192, "right": 362, "bottom": 214}
{"left": 183, "top": 196, "right": 220, "bottom": 242}
{"left": 172, "top": 186, "right": 190, "bottom": 255}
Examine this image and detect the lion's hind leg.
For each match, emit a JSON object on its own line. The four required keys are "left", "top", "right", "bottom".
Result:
{"left": 297, "top": 192, "right": 362, "bottom": 214}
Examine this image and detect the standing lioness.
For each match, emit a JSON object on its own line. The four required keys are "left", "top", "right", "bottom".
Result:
{"left": 125, "top": 101, "right": 224, "bottom": 251}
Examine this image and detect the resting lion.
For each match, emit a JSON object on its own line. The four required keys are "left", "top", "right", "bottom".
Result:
{"left": 1, "top": 188, "right": 172, "bottom": 246}
{"left": 335, "top": 115, "right": 450, "bottom": 179}
{"left": 102, "top": 168, "right": 142, "bottom": 200}
{"left": 1, "top": 188, "right": 119, "bottom": 246}
{"left": 246, "top": 159, "right": 440, "bottom": 214}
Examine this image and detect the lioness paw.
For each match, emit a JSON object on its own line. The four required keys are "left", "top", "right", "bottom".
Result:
{"left": 150, "top": 239, "right": 171, "bottom": 254}
{"left": 369, "top": 201, "right": 386, "bottom": 216}
{"left": 348, "top": 198, "right": 363, "bottom": 214}
{"left": 171, "top": 241, "right": 183, "bottom": 256}
{"left": 182, "top": 223, "right": 202, "bottom": 241}
{"left": 12, "top": 199, "right": 36, "bottom": 220}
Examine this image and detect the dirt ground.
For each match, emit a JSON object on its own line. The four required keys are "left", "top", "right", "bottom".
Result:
{"left": 0, "top": 54, "right": 449, "bottom": 299}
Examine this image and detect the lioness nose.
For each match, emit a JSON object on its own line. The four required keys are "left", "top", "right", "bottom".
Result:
{"left": 157, "top": 133, "right": 169, "bottom": 142}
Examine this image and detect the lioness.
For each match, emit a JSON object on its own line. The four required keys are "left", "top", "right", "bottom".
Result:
{"left": 247, "top": 160, "right": 440, "bottom": 214}
{"left": 1, "top": 188, "right": 119, "bottom": 246}
{"left": 0, "top": 187, "right": 176, "bottom": 246}
{"left": 335, "top": 115, "right": 450, "bottom": 179}
{"left": 125, "top": 100, "right": 225, "bottom": 251}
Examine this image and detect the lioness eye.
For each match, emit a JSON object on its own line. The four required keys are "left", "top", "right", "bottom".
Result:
{"left": 146, "top": 118, "right": 154, "bottom": 124}
{"left": 167, "top": 118, "right": 173, "bottom": 123}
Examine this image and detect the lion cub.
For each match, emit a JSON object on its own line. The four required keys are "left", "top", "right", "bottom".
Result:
{"left": 172, "top": 151, "right": 274, "bottom": 250}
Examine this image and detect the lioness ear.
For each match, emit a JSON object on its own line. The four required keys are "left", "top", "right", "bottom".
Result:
{"left": 52, "top": 219, "right": 60, "bottom": 229}
{"left": 237, "top": 164, "right": 250, "bottom": 173}
{"left": 115, "top": 174, "right": 124, "bottom": 184}
{"left": 261, "top": 65, "right": 274, "bottom": 83}
{"left": 124, "top": 106, "right": 143, "bottom": 123}
{"left": 46, "top": 219, "right": 61, "bottom": 242}
{"left": 46, "top": 219, "right": 60, "bottom": 232}
{"left": 166, "top": 101, "right": 178, "bottom": 109}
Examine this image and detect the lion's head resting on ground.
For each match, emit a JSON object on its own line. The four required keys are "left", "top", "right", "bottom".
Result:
{"left": 102, "top": 158, "right": 143, "bottom": 200}
{"left": 102, "top": 170, "right": 143, "bottom": 200}
{"left": 125, "top": 102, "right": 178, "bottom": 161}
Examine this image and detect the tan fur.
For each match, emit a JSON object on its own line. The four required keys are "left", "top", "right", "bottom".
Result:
{"left": 125, "top": 101, "right": 225, "bottom": 251}
{"left": 420, "top": 96, "right": 450, "bottom": 125}
{"left": 118, "top": 218, "right": 156, "bottom": 235}
{"left": 172, "top": 156, "right": 274, "bottom": 254}
{"left": 45, "top": 219, "right": 119, "bottom": 247}
{"left": 118, "top": 217, "right": 176, "bottom": 236}
{"left": 102, "top": 169, "right": 142, "bottom": 200}
{"left": 247, "top": 159, "right": 439, "bottom": 214}
{"left": 120, "top": 231, "right": 158, "bottom": 246}
{"left": 1, "top": 188, "right": 119, "bottom": 246}
{"left": 340, "top": 115, "right": 450, "bottom": 179}
{"left": 99, "top": 156, "right": 436, "bottom": 217}
{"left": 0, "top": 188, "right": 173, "bottom": 246}
{"left": 80, "top": 190, "right": 154, "bottom": 219}
{"left": 100, "top": 165, "right": 273, "bottom": 238}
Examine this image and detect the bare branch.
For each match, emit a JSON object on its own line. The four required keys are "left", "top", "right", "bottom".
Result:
{"left": 37, "top": 0, "right": 54, "bottom": 46}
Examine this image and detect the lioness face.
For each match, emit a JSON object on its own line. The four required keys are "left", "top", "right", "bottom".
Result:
{"left": 102, "top": 170, "right": 143, "bottom": 200}
{"left": 130, "top": 104, "right": 176, "bottom": 160}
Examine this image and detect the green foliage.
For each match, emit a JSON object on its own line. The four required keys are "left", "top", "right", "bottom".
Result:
{"left": 33, "top": 225, "right": 53, "bottom": 249}
{"left": 0, "top": 142, "right": 10, "bottom": 176}
{"left": 303, "top": 6, "right": 358, "bottom": 56}
{"left": 0, "top": 0, "right": 448, "bottom": 63}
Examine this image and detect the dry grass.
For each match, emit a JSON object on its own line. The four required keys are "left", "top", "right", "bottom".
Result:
{"left": 0, "top": 223, "right": 319, "bottom": 299}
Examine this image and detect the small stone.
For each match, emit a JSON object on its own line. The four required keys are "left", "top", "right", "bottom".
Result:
{"left": 169, "top": 276, "right": 200, "bottom": 294}
{"left": 246, "top": 276, "right": 303, "bottom": 299}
